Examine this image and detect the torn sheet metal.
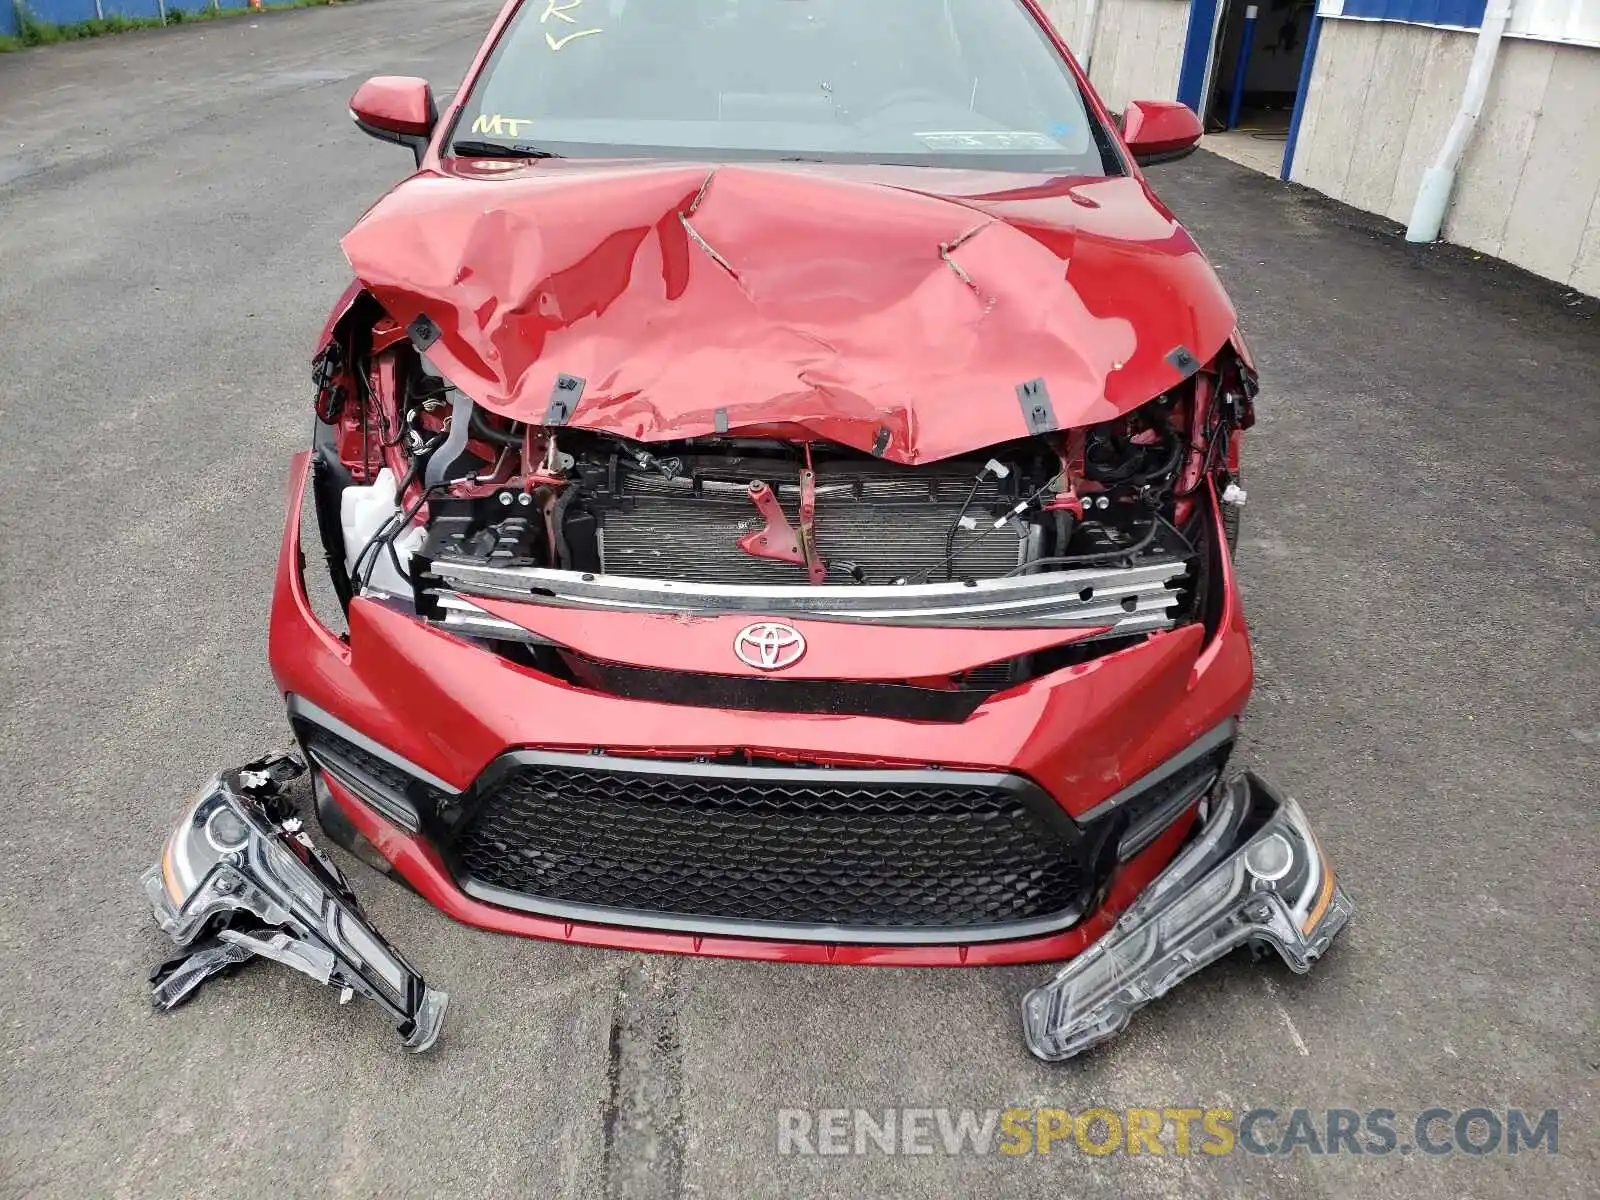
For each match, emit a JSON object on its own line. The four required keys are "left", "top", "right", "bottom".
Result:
{"left": 142, "top": 753, "right": 447, "bottom": 1052}
{"left": 342, "top": 160, "right": 1236, "bottom": 464}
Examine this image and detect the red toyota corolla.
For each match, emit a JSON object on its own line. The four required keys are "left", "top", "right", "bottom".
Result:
{"left": 145, "top": 0, "right": 1350, "bottom": 1058}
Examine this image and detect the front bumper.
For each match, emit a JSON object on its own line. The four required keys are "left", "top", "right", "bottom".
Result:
{"left": 270, "top": 452, "right": 1256, "bottom": 965}
{"left": 1023, "top": 771, "right": 1352, "bottom": 1060}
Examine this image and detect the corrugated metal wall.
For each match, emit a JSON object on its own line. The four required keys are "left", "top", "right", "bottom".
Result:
{"left": 1321, "top": 0, "right": 1600, "bottom": 44}
{"left": 1338, "top": 0, "right": 1488, "bottom": 25}
{"left": 1508, "top": 0, "right": 1600, "bottom": 44}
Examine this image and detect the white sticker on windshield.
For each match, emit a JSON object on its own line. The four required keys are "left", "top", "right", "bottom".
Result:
{"left": 916, "top": 131, "right": 1060, "bottom": 151}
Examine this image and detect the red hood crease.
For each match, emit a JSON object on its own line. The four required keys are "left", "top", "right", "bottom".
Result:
{"left": 341, "top": 159, "right": 1235, "bottom": 465}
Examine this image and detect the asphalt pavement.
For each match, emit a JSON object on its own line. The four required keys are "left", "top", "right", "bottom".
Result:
{"left": 1, "top": 3, "right": 1595, "bottom": 1197}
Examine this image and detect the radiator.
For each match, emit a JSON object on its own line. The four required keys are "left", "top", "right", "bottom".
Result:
{"left": 598, "top": 463, "right": 1029, "bottom": 585}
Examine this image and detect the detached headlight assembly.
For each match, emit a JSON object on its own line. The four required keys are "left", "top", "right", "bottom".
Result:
{"left": 1022, "top": 772, "right": 1352, "bottom": 1062}
{"left": 142, "top": 754, "right": 447, "bottom": 1052}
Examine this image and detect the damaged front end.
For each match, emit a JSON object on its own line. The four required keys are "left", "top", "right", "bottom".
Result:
{"left": 306, "top": 293, "right": 1256, "bottom": 664}
{"left": 142, "top": 754, "right": 446, "bottom": 1052}
{"left": 306, "top": 161, "right": 1261, "bottom": 707}
{"left": 250, "top": 153, "right": 1351, "bottom": 1059}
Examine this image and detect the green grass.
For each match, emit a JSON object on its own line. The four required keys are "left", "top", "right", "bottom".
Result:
{"left": 1, "top": 1, "right": 343, "bottom": 52}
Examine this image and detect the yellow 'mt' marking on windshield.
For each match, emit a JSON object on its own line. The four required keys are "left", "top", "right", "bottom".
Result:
{"left": 471, "top": 114, "right": 534, "bottom": 138}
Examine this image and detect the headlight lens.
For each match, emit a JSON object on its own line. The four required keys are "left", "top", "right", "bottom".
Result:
{"left": 148, "top": 780, "right": 292, "bottom": 941}
{"left": 1244, "top": 831, "right": 1294, "bottom": 882}
{"left": 162, "top": 785, "right": 244, "bottom": 897}
{"left": 159, "top": 786, "right": 216, "bottom": 905}
{"left": 204, "top": 805, "right": 251, "bottom": 854}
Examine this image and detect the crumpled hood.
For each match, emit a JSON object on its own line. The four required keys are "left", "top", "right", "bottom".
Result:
{"left": 342, "top": 159, "right": 1235, "bottom": 464}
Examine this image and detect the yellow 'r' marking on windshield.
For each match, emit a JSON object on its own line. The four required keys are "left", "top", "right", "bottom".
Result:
{"left": 542, "top": 0, "right": 601, "bottom": 48}
{"left": 546, "top": 28, "right": 603, "bottom": 50}
{"left": 541, "top": 0, "right": 584, "bottom": 24}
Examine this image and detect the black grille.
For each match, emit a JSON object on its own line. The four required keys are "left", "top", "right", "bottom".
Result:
{"left": 447, "top": 754, "right": 1111, "bottom": 940}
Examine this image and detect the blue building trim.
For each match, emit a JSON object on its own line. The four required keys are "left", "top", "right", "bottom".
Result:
{"left": 1280, "top": 12, "right": 1325, "bottom": 180}
{"left": 1177, "top": 0, "right": 1223, "bottom": 111}
{"left": 4, "top": 0, "right": 278, "bottom": 38}
{"left": 1224, "top": 6, "right": 1259, "bottom": 130}
{"left": 1335, "top": 0, "right": 1486, "bottom": 26}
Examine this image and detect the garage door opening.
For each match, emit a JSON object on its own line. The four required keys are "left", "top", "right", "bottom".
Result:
{"left": 1201, "top": 0, "right": 1317, "bottom": 176}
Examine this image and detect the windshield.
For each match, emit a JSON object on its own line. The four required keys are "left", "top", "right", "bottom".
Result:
{"left": 451, "top": 0, "right": 1122, "bottom": 175}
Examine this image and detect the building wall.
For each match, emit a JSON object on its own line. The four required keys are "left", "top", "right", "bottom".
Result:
{"left": 1040, "top": 0, "right": 1194, "bottom": 112}
{"left": 2, "top": 1, "right": 317, "bottom": 37}
{"left": 1290, "top": 17, "right": 1600, "bottom": 294}
{"left": 1039, "top": 0, "right": 1092, "bottom": 50}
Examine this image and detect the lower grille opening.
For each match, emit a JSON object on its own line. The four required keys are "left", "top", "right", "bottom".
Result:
{"left": 445, "top": 753, "right": 1113, "bottom": 942}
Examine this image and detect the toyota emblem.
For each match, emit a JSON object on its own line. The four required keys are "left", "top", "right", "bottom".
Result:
{"left": 734, "top": 622, "right": 806, "bottom": 671}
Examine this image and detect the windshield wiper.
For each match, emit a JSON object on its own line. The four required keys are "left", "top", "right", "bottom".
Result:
{"left": 449, "top": 139, "right": 562, "bottom": 160}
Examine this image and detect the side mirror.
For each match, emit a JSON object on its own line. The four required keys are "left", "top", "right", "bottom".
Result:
{"left": 1122, "top": 100, "right": 1203, "bottom": 167}
{"left": 350, "top": 76, "right": 437, "bottom": 165}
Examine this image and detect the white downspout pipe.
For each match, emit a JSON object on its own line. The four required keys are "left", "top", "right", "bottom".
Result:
{"left": 1405, "top": 0, "right": 1514, "bottom": 243}
{"left": 1078, "top": 0, "right": 1103, "bottom": 72}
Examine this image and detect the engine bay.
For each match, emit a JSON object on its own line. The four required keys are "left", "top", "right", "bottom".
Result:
{"left": 307, "top": 301, "right": 1256, "bottom": 685}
